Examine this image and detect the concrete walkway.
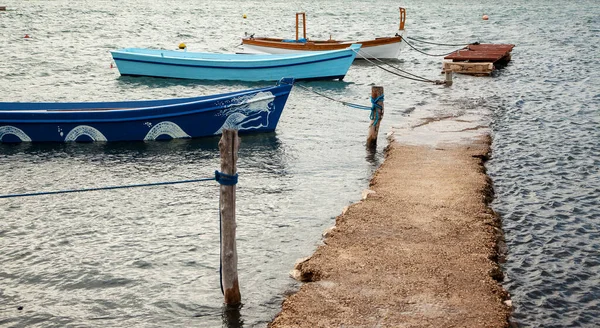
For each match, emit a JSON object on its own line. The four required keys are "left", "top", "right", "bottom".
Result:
{"left": 269, "top": 134, "right": 511, "bottom": 327}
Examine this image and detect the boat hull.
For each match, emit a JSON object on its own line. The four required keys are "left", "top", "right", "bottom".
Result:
{"left": 240, "top": 7, "right": 407, "bottom": 59}
{"left": 241, "top": 34, "right": 405, "bottom": 59}
{"left": 111, "top": 45, "right": 360, "bottom": 82}
{"left": 0, "top": 79, "right": 294, "bottom": 143}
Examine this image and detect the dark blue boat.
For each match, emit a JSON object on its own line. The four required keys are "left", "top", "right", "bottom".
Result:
{"left": 0, "top": 78, "right": 294, "bottom": 143}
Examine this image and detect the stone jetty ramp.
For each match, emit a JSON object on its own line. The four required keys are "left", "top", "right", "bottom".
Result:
{"left": 269, "top": 131, "right": 512, "bottom": 327}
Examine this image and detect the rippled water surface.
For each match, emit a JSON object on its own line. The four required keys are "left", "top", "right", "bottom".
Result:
{"left": 1, "top": 0, "right": 599, "bottom": 327}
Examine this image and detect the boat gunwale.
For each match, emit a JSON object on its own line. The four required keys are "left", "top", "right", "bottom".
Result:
{"left": 112, "top": 53, "right": 356, "bottom": 70}
{"left": 0, "top": 81, "right": 291, "bottom": 111}
{"left": 0, "top": 86, "right": 293, "bottom": 123}
{"left": 112, "top": 44, "right": 361, "bottom": 64}
{"left": 242, "top": 36, "right": 401, "bottom": 51}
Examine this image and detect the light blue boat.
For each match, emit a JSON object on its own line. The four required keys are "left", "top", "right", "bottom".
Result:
{"left": 110, "top": 44, "right": 361, "bottom": 82}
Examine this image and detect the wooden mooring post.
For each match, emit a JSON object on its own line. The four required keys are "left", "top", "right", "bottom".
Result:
{"left": 366, "top": 86, "right": 384, "bottom": 149}
{"left": 218, "top": 129, "right": 241, "bottom": 305}
{"left": 445, "top": 70, "right": 453, "bottom": 86}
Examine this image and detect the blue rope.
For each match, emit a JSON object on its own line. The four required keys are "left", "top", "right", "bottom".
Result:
{"left": 295, "top": 84, "right": 372, "bottom": 110}
{"left": 344, "top": 103, "right": 371, "bottom": 110}
{"left": 0, "top": 169, "right": 239, "bottom": 297}
{"left": 0, "top": 170, "right": 239, "bottom": 199}
{"left": 294, "top": 84, "right": 385, "bottom": 125}
{"left": 0, "top": 177, "right": 216, "bottom": 199}
{"left": 370, "top": 95, "right": 384, "bottom": 126}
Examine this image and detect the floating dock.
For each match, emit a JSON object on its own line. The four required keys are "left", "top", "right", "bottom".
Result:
{"left": 443, "top": 43, "right": 515, "bottom": 76}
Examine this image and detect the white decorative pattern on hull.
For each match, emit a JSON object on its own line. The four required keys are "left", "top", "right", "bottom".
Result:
{"left": 215, "top": 91, "right": 275, "bottom": 134}
{"left": 0, "top": 126, "right": 32, "bottom": 142}
{"left": 144, "top": 121, "right": 191, "bottom": 140}
{"left": 64, "top": 125, "right": 108, "bottom": 142}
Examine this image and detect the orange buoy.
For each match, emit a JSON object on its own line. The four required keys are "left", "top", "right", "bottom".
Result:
{"left": 482, "top": 14, "right": 489, "bottom": 20}
{"left": 24, "top": 34, "right": 31, "bottom": 38}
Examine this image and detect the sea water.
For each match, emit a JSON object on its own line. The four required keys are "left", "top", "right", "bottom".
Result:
{"left": 0, "top": 0, "right": 598, "bottom": 327}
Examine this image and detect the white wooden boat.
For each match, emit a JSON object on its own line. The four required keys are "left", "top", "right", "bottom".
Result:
{"left": 240, "top": 8, "right": 407, "bottom": 59}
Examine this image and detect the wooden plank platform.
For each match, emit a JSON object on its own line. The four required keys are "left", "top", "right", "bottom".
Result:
{"left": 0, "top": 6, "right": 7, "bottom": 11}
{"left": 444, "top": 43, "right": 514, "bottom": 63}
{"left": 442, "top": 61, "right": 494, "bottom": 76}
{"left": 467, "top": 44, "right": 514, "bottom": 52}
{"left": 443, "top": 43, "right": 514, "bottom": 76}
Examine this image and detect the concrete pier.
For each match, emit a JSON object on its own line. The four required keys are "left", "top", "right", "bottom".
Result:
{"left": 270, "top": 116, "right": 511, "bottom": 327}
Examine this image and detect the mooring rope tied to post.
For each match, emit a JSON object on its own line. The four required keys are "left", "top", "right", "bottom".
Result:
{"left": 370, "top": 95, "right": 384, "bottom": 126}
{"left": 295, "top": 83, "right": 371, "bottom": 110}
{"left": 352, "top": 48, "right": 448, "bottom": 85}
{"left": 295, "top": 83, "right": 386, "bottom": 126}
{"left": 406, "top": 36, "right": 476, "bottom": 47}
{"left": 216, "top": 170, "right": 238, "bottom": 296}
{"left": 355, "top": 48, "right": 435, "bottom": 83}
{"left": 1, "top": 130, "right": 242, "bottom": 305}
{"left": 0, "top": 170, "right": 238, "bottom": 199}
{"left": 0, "top": 167, "right": 240, "bottom": 296}
{"left": 400, "top": 37, "right": 460, "bottom": 57}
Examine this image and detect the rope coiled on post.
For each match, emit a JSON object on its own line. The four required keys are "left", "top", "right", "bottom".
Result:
{"left": 295, "top": 84, "right": 371, "bottom": 110}
{"left": 215, "top": 171, "right": 238, "bottom": 186}
{"left": 296, "top": 83, "right": 387, "bottom": 125}
{"left": 370, "top": 95, "right": 384, "bottom": 126}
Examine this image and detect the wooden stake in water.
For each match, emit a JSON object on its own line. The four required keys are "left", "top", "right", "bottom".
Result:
{"left": 367, "top": 86, "right": 384, "bottom": 149}
{"left": 445, "top": 70, "right": 453, "bottom": 86}
{"left": 219, "top": 129, "right": 241, "bottom": 305}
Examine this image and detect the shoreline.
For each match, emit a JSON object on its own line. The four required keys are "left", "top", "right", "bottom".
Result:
{"left": 269, "top": 134, "right": 512, "bottom": 327}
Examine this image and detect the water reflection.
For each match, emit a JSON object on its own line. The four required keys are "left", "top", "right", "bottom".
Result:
{"left": 115, "top": 75, "right": 280, "bottom": 92}
{"left": 0, "top": 138, "right": 215, "bottom": 160}
{"left": 0, "top": 133, "right": 287, "bottom": 169}
{"left": 221, "top": 304, "right": 244, "bottom": 328}
{"left": 238, "top": 133, "right": 289, "bottom": 175}
{"left": 365, "top": 145, "right": 382, "bottom": 168}
{"left": 294, "top": 80, "right": 354, "bottom": 99}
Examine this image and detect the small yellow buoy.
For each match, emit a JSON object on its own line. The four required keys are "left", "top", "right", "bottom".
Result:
{"left": 243, "top": 14, "right": 247, "bottom": 19}
{"left": 482, "top": 14, "right": 489, "bottom": 20}
{"left": 178, "top": 42, "right": 186, "bottom": 49}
